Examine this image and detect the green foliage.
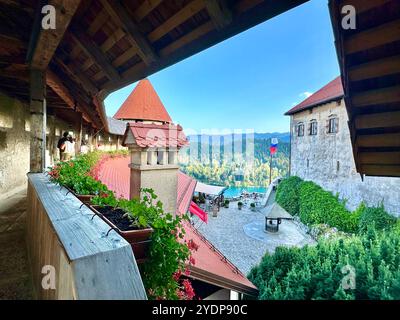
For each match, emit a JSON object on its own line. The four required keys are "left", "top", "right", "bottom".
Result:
{"left": 50, "top": 153, "right": 195, "bottom": 300}
{"left": 180, "top": 138, "right": 290, "bottom": 187}
{"left": 298, "top": 181, "right": 359, "bottom": 233}
{"left": 249, "top": 228, "right": 400, "bottom": 300}
{"left": 137, "top": 189, "right": 193, "bottom": 300}
{"left": 358, "top": 204, "right": 397, "bottom": 234}
{"left": 275, "top": 176, "right": 303, "bottom": 215}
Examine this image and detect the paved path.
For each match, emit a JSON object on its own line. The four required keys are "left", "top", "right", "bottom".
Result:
{"left": 0, "top": 189, "right": 33, "bottom": 299}
{"left": 192, "top": 191, "right": 315, "bottom": 275}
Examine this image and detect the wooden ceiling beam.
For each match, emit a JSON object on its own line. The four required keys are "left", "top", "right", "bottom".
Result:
{"left": 358, "top": 133, "right": 400, "bottom": 148}
{"left": 355, "top": 110, "right": 400, "bottom": 129}
{"left": 70, "top": 27, "right": 121, "bottom": 81}
{"left": 27, "top": 0, "right": 81, "bottom": 70}
{"left": 148, "top": 0, "right": 206, "bottom": 43}
{"left": 341, "top": 0, "right": 392, "bottom": 15}
{"left": 46, "top": 69, "right": 100, "bottom": 126}
{"left": 359, "top": 151, "right": 400, "bottom": 165}
{"left": 99, "top": 0, "right": 158, "bottom": 65}
{"left": 133, "top": 0, "right": 162, "bottom": 22}
{"left": 159, "top": 21, "right": 214, "bottom": 57}
{"left": 344, "top": 19, "right": 400, "bottom": 55}
{"left": 351, "top": 85, "right": 400, "bottom": 107}
{"left": 349, "top": 55, "right": 400, "bottom": 82}
{"left": 54, "top": 57, "right": 98, "bottom": 95}
{"left": 360, "top": 164, "right": 400, "bottom": 177}
{"left": 204, "top": 0, "right": 233, "bottom": 30}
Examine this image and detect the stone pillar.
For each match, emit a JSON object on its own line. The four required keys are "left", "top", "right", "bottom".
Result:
{"left": 29, "top": 69, "right": 46, "bottom": 172}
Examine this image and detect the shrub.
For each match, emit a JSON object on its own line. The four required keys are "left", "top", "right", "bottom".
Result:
{"left": 298, "top": 181, "right": 359, "bottom": 233}
{"left": 275, "top": 176, "right": 303, "bottom": 215}
{"left": 249, "top": 228, "right": 400, "bottom": 300}
{"left": 358, "top": 204, "right": 397, "bottom": 233}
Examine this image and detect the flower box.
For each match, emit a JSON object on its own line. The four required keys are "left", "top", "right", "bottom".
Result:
{"left": 66, "top": 187, "right": 95, "bottom": 205}
{"left": 90, "top": 205, "right": 153, "bottom": 263}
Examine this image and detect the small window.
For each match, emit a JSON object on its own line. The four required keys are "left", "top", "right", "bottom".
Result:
{"left": 328, "top": 117, "right": 339, "bottom": 134}
{"left": 309, "top": 121, "right": 318, "bottom": 136}
{"left": 297, "top": 123, "right": 304, "bottom": 137}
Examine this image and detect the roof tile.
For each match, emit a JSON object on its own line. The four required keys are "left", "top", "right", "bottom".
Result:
{"left": 285, "top": 76, "right": 344, "bottom": 115}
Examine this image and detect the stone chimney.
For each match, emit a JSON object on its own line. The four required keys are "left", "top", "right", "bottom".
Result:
{"left": 123, "top": 122, "right": 188, "bottom": 214}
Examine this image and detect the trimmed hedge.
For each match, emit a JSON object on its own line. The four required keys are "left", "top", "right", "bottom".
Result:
{"left": 298, "top": 181, "right": 359, "bottom": 233}
{"left": 359, "top": 204, "right": 397, "bottom": 233}
{"left": 248, "top": 227, "right": 400, "bottom": 300}
{"left": 275, "top": 176, "right": 303, "bottom": 215}
{"left": 276, "top": 177, "right": 359, "bottom": 233}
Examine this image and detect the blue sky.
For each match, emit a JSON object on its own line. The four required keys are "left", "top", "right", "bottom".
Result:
{"left": 104, "top": 0, "right": 340, "bottom": 133}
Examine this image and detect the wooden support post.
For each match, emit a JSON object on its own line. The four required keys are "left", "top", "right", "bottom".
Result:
{"left": 76, "top": 113, "right": 83, "bottom": 155}
{"left": 30, "top": 69, "right": 46, "bottom": 172}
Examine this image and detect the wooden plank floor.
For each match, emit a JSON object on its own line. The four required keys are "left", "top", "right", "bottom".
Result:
{"left": 0, "top": 188, "right": 33, "bottom": 300}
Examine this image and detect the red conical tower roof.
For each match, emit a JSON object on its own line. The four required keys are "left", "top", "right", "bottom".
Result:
{"left": 113, "top": 79, "right": 172, "bottom": 123}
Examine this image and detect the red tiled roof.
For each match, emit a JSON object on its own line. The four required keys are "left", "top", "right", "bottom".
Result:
{"left": 184, "top": 222, "right": 258, "bottom": 295}
{"left": 98, "top": 156, "right": 257, "bottom": 295}
{"left": 113, "top": 79, "right": 173, "bottom": 123}
{"left": 285, "top": 76, "right": 344, "bottom": 115}
{"left": 122, "top": 122, "right": 189, "bottom": 148}
{"left": 177, "top": 172, "right": 197, "bottom": 215}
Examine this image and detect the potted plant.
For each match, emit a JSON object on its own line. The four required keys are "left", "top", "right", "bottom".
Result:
{"left": 224, "top": 199, "right": 230, "bottom": 208}
{"left": 238, "top": 201, "right": 243, "bottom": 210}
{"left": 250, "top": 202, "right": 256, "bottom": 211}
{"left": 90, "top": 192, "right": 153, "bottom": 263}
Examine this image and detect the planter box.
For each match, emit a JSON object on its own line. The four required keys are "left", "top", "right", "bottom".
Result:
{"left": 90, "top": 205, "right": 153, "bottom": 263}
{"left": 65, "top": 187, "right": 95, "bottom": 204}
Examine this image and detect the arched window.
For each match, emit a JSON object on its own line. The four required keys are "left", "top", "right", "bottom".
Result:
{"left": 327, "top": 115, "right": 339, "bottom": 134}
{"left": 297, "top": 123, "right": 304, "bottom": 137}
{"left": 309, "top": 120, "right": 318, "bottom": 136}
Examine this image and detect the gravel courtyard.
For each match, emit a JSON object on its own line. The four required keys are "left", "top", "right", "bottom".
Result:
{"left": 192, "top": 199, "right": 315, "bottom": 275}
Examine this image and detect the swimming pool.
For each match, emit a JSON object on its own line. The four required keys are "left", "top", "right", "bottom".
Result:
{"left": 224, "top": 186, "right": 267, "bottom": 198}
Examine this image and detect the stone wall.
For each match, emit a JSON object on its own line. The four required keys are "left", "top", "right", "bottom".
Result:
{"left": 0, "top": 92, "right": 95, "bottom": 198}
{"left": 0, "top": 93, "right": 30, "bottom": 197}
{"left": 290, "top": 99, "right": 400, "bottom": 216}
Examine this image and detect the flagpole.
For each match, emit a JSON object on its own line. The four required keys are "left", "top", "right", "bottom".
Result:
{"left": 269, "top": 152, "right": 272, "bottom": 186}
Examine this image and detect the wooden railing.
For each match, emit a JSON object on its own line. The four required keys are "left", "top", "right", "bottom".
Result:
{"left": 26, "top": 173, "right": 147, "bottom": 300}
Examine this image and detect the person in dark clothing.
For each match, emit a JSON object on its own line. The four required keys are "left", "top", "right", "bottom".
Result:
{"left": 57, "top": 132, "right": 69, "bottom": 161}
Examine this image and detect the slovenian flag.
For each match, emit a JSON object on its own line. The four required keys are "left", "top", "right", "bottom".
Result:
{"left": 270, "top": 138, "right": 278, "bottom": 155}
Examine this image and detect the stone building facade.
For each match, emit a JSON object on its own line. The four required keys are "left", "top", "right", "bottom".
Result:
{"left": 286, "top": 77, "right": 400, "bottom": 216}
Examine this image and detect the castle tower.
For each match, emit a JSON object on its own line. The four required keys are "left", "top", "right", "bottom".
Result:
{"left": 119, "top": 79, "right": 188, "bottom": 214}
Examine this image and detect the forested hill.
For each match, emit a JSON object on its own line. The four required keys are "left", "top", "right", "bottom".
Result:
{"left": 179, "top": 133, "right": 290, "bottom": 187}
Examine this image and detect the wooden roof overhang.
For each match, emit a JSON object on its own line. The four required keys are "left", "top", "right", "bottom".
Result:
{"left": 0, "top": 0, "right": 308, "bottom": 131}
{"left": 329, "top": 0, "right": 400, "bottom": 177}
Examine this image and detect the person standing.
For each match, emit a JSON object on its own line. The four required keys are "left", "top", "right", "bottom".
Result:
{"left": 64, "top": 136, "right": 75, "bottom": 161}
{"left": 57, "top": 132, "right": 69, "bottom": 161}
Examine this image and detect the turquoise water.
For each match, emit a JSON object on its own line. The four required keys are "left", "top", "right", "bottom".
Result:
{"left": 224, "top": 186, "right": 267, "bottom": 198}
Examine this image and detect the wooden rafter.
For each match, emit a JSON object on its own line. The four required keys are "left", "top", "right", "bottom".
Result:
{"left": 204, "top": 0, "right": 233, "bottom": 30}
{"left": 27, "top": 0, "right": 81, "bottom": 70}
{"left": 147, "top": 0, "right": 206, "bottom": 43}
{"left": 70, "top": 28, "right": 120, "bottom": 81}
{"left": 344, "top": 19, "right": 400, "bottom": 55}
{"left": 133, "top": 0, "right": 162, "bottom": 22}
{"left": 46, "top": 69, "right": 100, "bottom": 126}
{"left": 351, "top": 85, "right": 400, "bottom": 107}
{"left": 348, "top": 55, "right": 400, "bottom": 82}
{"left": 355, "top": 111, "right": 400, "bottom": 129}
{"left": 99, "top": 0, "right": 158, "bottom": 65}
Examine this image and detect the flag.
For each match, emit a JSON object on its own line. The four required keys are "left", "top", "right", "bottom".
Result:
{"left": 270, "top": 138, "right": 278, "bottom": 155}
